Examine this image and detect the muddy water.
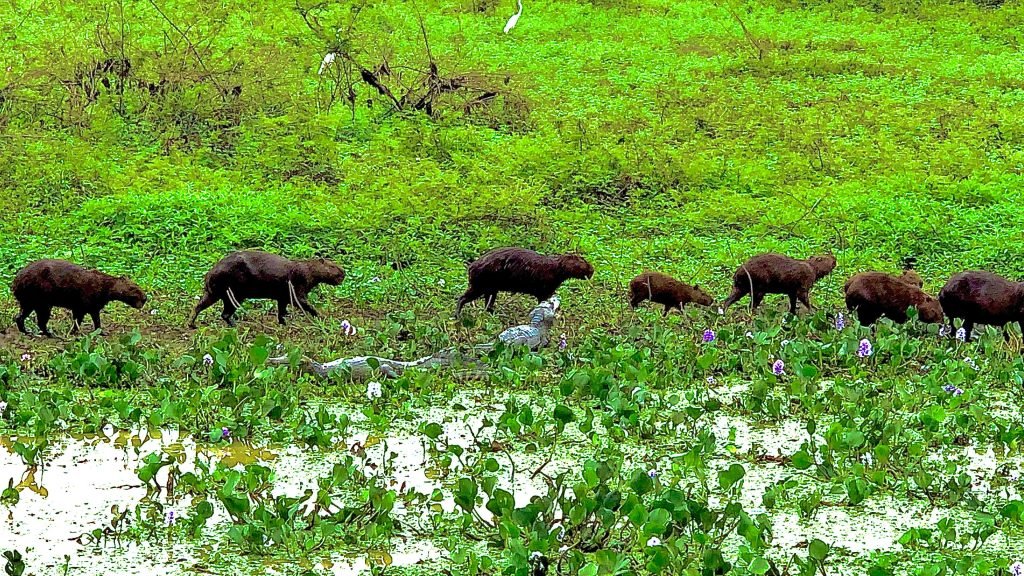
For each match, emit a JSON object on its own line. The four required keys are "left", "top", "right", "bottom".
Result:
{"left": 2, "top": 406, "right": 1022, "bottom": 574}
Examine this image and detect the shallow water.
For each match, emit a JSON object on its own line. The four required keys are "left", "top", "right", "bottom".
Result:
{"left": 3, "top": 405, "right": 1022, "bottom": 574}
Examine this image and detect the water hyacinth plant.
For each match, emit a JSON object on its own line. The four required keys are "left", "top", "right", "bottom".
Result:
{"left": 702, "top": 329, "right": 715, "bottom": 343}
{"left": 772, "top": 360, "right": 785, "bottom": 376}
{"left": 943, "top": 384, "right": 964, "bottom": 396}
{"left": 835, "top": 312, "right": 845, "bottom": 331}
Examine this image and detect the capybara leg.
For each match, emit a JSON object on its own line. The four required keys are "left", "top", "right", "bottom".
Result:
{"left": 15, "top": 307, "right": 30, "bottom": 335}
{"left": 797, "top": 290, "right": 812, "bottom": 312}
{"left": 189, "top": 292, "right": 218, "bottom": 328}
{"left": 787, "top": 293, "right": 799, "bottom": 315}
{"left": 277, "top": 299, "right": 289, "bottom": 325}
{"left": 721, "top": 287, "right": 745, "bottom": 310}
{"left": 297, "top": 297, "right": 319, "bottom": 317}
{"left": 221, "top": 299, "right": 238, "bottom": 327}
{"left": 749, "top": 291, "right": 765, "bottom": 309}
{"left": 485, "top": 293, "right": 498, "bottom": 313}
{"left": 90, "top": 311, "right": 102, "bottom": 332}
{"left": 455, "top": 287, "right": 483, "bottom": 317}
{"left": 857, "top": 309, "right": 880, "bottom": 326}
{"left": 662, "top": 305, "right": 671, "bottom": 317}
{"left": 36, "top": 307, "right": 53, "bottom": 337}
{"left": 71, "top": 311, "right": 85, "bottom": 334}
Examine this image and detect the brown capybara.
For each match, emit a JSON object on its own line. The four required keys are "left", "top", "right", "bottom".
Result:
{"left": 628, "top": 272, "right": 714, "bottom": 316}
{"left": 938, "top": 271, "right": 1024, "bottom": 341}
{"left": 721, "top": 253, "right": 837, "bottom": 315}
{"left": 188, "top": 251, "right": 345, "bottom": 328}
{"left": 12, "top": 259, "right": 147, "bottom": 337}
{"left": 843, "top": 271, "right": 943, "bottom": 326}
{"left": 898, "top": 269, "right": 924, "bottom": 289}
{"left": 455, "top": 247, "right": 594, "bottom": 317}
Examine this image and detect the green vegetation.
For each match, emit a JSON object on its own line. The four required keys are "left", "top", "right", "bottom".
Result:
{"left": 3, "top": 0, "right": 1024, "bottom": 574}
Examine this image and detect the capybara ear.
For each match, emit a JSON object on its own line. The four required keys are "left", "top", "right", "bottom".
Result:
{"left": 694, "top": 284, "right": 700, "bottom": 290}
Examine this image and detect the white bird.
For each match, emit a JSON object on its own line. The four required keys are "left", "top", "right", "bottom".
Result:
{"left": 318, "top": 52, "right": 336, "bottom": 75}
{"left": 503, "top": 0, "right": 523, "bottom": 34}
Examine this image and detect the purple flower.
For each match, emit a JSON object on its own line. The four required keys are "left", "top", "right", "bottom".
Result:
{"left": 964, "top": 357, "right": 979, "bottom": 371}
{"left": 341, "top": 320, "right": 357, "bottom": 337}
{"left": 202, "top": 354, "right": 214, "bottom": 367}
{"left": 857, "top": 339, "right": 873, "bottom": 358}
{"left": 558, "top": 333, "right": 567, "bottom": 351}
{"left": 702, "top": 329, "right": 715, "bottom": 343}
{"left": 706, "top": 376, "right": 717, "bottom": 386}
{"left": 956, "top": 328, "right": 966, "bottom": 342}
{"left": 835, "top": 313, "right": 845, "bottom": 331}
{"left": 20, "top": 353, "right": 31, "bottom": 362}
{"left": 167, "top": 510, "right": 175, "bottom": 525}
{"left": 943, "top": 384, "right": 964, "bottom": 396}
{"left": 221, "top": 427, "right": 231, "bottom": 441}
{"left": 1010, "top": 561, "right": 1023, "bottom": 576}
{"left": 772, "top": 360, "right": 785, "bottom": 376}
{"left": 939, "top": 325, "right": 951, "bottom": 338}
{"left": 648, "top": 469, "right": 658, "bottom": 479}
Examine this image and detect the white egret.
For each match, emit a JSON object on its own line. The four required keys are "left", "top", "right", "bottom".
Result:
{"left": 503, "top": 0, "right": 522, "bottom": 34}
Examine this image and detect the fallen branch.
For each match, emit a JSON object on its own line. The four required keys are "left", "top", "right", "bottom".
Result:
{"left": 267, "top": 297, "right": 560, "bottom": 381}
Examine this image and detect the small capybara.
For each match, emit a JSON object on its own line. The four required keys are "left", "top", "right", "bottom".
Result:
{"left": 188, "top": 251, "right": 345, "bottom": 328}
{"left": 12, "top": 259, "right": 147, "bottom": 337}
{"left": 628, "top": 271, "right": 714, "bottom": 316}
{"left": 938, "top": 270, "right": 1024, "bottom": 341}
{"left": 455, "top": 247, "right": 594, "bottom": 317}
{"left": 843, "top": 271, "right": 943, "bottom": 326}
{"left": 898, "top": 269, "right": 925, "bottom": 289}
{"left": 721, "top": 253, "right": 837, "bottom": 314}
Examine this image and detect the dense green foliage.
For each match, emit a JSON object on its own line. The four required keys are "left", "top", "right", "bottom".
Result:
{"left": 4, "top": 0, "right": 1024, "bottom": 574}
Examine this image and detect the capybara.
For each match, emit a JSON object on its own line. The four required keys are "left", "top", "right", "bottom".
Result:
{"left": 939, "top": 271, "right": 1024, "bottom": 341}
{"left": 628, "top": 271, "right": 714, "bottom": 316}
{"left": 721, "top": 253, "right": 837, "bottom": 315}
{"left": 843, "top": 271, "right": 943, "bottom": 326}
{"left": 188, "top": 251, "right": 345, "bottom": 328}
{"left": 12, "top": 259, "right": 147, "bottom": 337}
{"left": 455, "top": 247, "right": 594, "bottom": 317}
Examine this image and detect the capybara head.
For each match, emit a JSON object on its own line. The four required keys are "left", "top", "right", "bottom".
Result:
{"left": 309, "top": 258, "right": 346, "bottom": 286}
{"left": 917, "top": 296, "right": 944, "bottom": 324}
{"left": 691, "top": 284, "right": 715, "bottom": 307}
{"left": 559, "top": 254, "right": 594, "bottom": 280}
{"left": 899, "top": 269, "right": 924, "bottom": 288}
{"left": 113, "top": 277, "right": 148, "bottom": 309}
{"left": 808, "top": 254, "right": 837, "bottom": 279}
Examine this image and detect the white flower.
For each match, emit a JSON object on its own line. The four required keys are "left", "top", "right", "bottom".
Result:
{"left": 964, "top": 357, "right": 979, "bottom": 371}
{"left": 558, "top": 545, "right": 569, "bottom": 553}
{"left": 318, "top": 52, "right": 336, "bottom": 75}
{"left": 102, "top": 423, "right": 114, "bottom": 436}
{"left": 202, "top": 354, "right": 214, "bottom": 367}
{"left": 370, "top": 277, "right": 381, "bottom": 283}
{"left": 0, "top": 401, "right": 7, "bottom": 414}
{"left": 20, "top": 353, "right": 31, "bottom": 362}
{"left": 529, "top": 551, "right": 543, "bottom": 561}
{"left": 781, "top": 339, "right": 790, "bottom": 348}
{"left": 646, "top": 536, "right": 662, "bottom": 547}
{"left": 150, "top": 309, "right": 158, "bottom": 316}
{"left": 1010, "top": 562, "right": 1024, "bottom": 576}
{"left": 647, "top": 469, "right": 658, "bottom": 478}
{"left": 745, "top": 331, "right": 754, "bottom": 339}
{"left": 366, "top": 381, "right": 383, "bottom": 400}
{"left": 341, "top": 320, "right": 357, "bottom": 337}
{"left": 438, "top": 279, "right": 446, "bottom": 286}
{"left": 706, "top": 375, "right": 717, "bottom": 386}
{"left": 717, "top": 307, "right": 724, "bottom": 315}
{"left": 956, "top": 328, "right": 967, "bottom": 342}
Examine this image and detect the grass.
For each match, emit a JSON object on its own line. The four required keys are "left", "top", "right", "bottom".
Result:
{"left": 4, "top": 0, "right": 1024, "bottom": 574}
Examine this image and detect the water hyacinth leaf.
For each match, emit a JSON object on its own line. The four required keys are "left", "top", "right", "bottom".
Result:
{"left": 808, "top": 539, "right": 830, "bottom": 561}
{"left": 420, "top": 422, "right": 444, "bottom": 440}
{"left": 454, "top": 478, "right": 478, "bottom": 513}
{"left": 553, "top": 404, "right": 575, "bottom": 424}
{"left": 579, "top": 563, "right": 599, "bottom": 576}
{"left": 630, "top": 469, "right": 654, "bottom": 495}
{"left": 718, "top": 463, "right": 745, "bottom": 490}
{"left": 791, "top": 450, "right": 814, "bottom": 470}
{"left": 748, "top": 557, "right": 771, "bottom": 574}
{"left": 643, "top": 508, "right": 671, "bottom": 535}
{"left": 800, "top": 364, "right": 819, "bottom": 378}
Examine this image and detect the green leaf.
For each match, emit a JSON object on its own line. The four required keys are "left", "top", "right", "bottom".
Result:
{"left": 553, "top": 404, "right": 575, "bottom": 424}
{"left": 791, "top": 450, "right": 814, "bottom": 470}
{"left": 808, "top": 539, "right": 830, "bottom": 561}
{"left": 643, "top": 508, "right": 671, "bottom": 535}
{"left": 718, "top": 463, "right": 745, "bottom": 490}
{"left": 748, "top": 557, "right": 770, "bottom": 575}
